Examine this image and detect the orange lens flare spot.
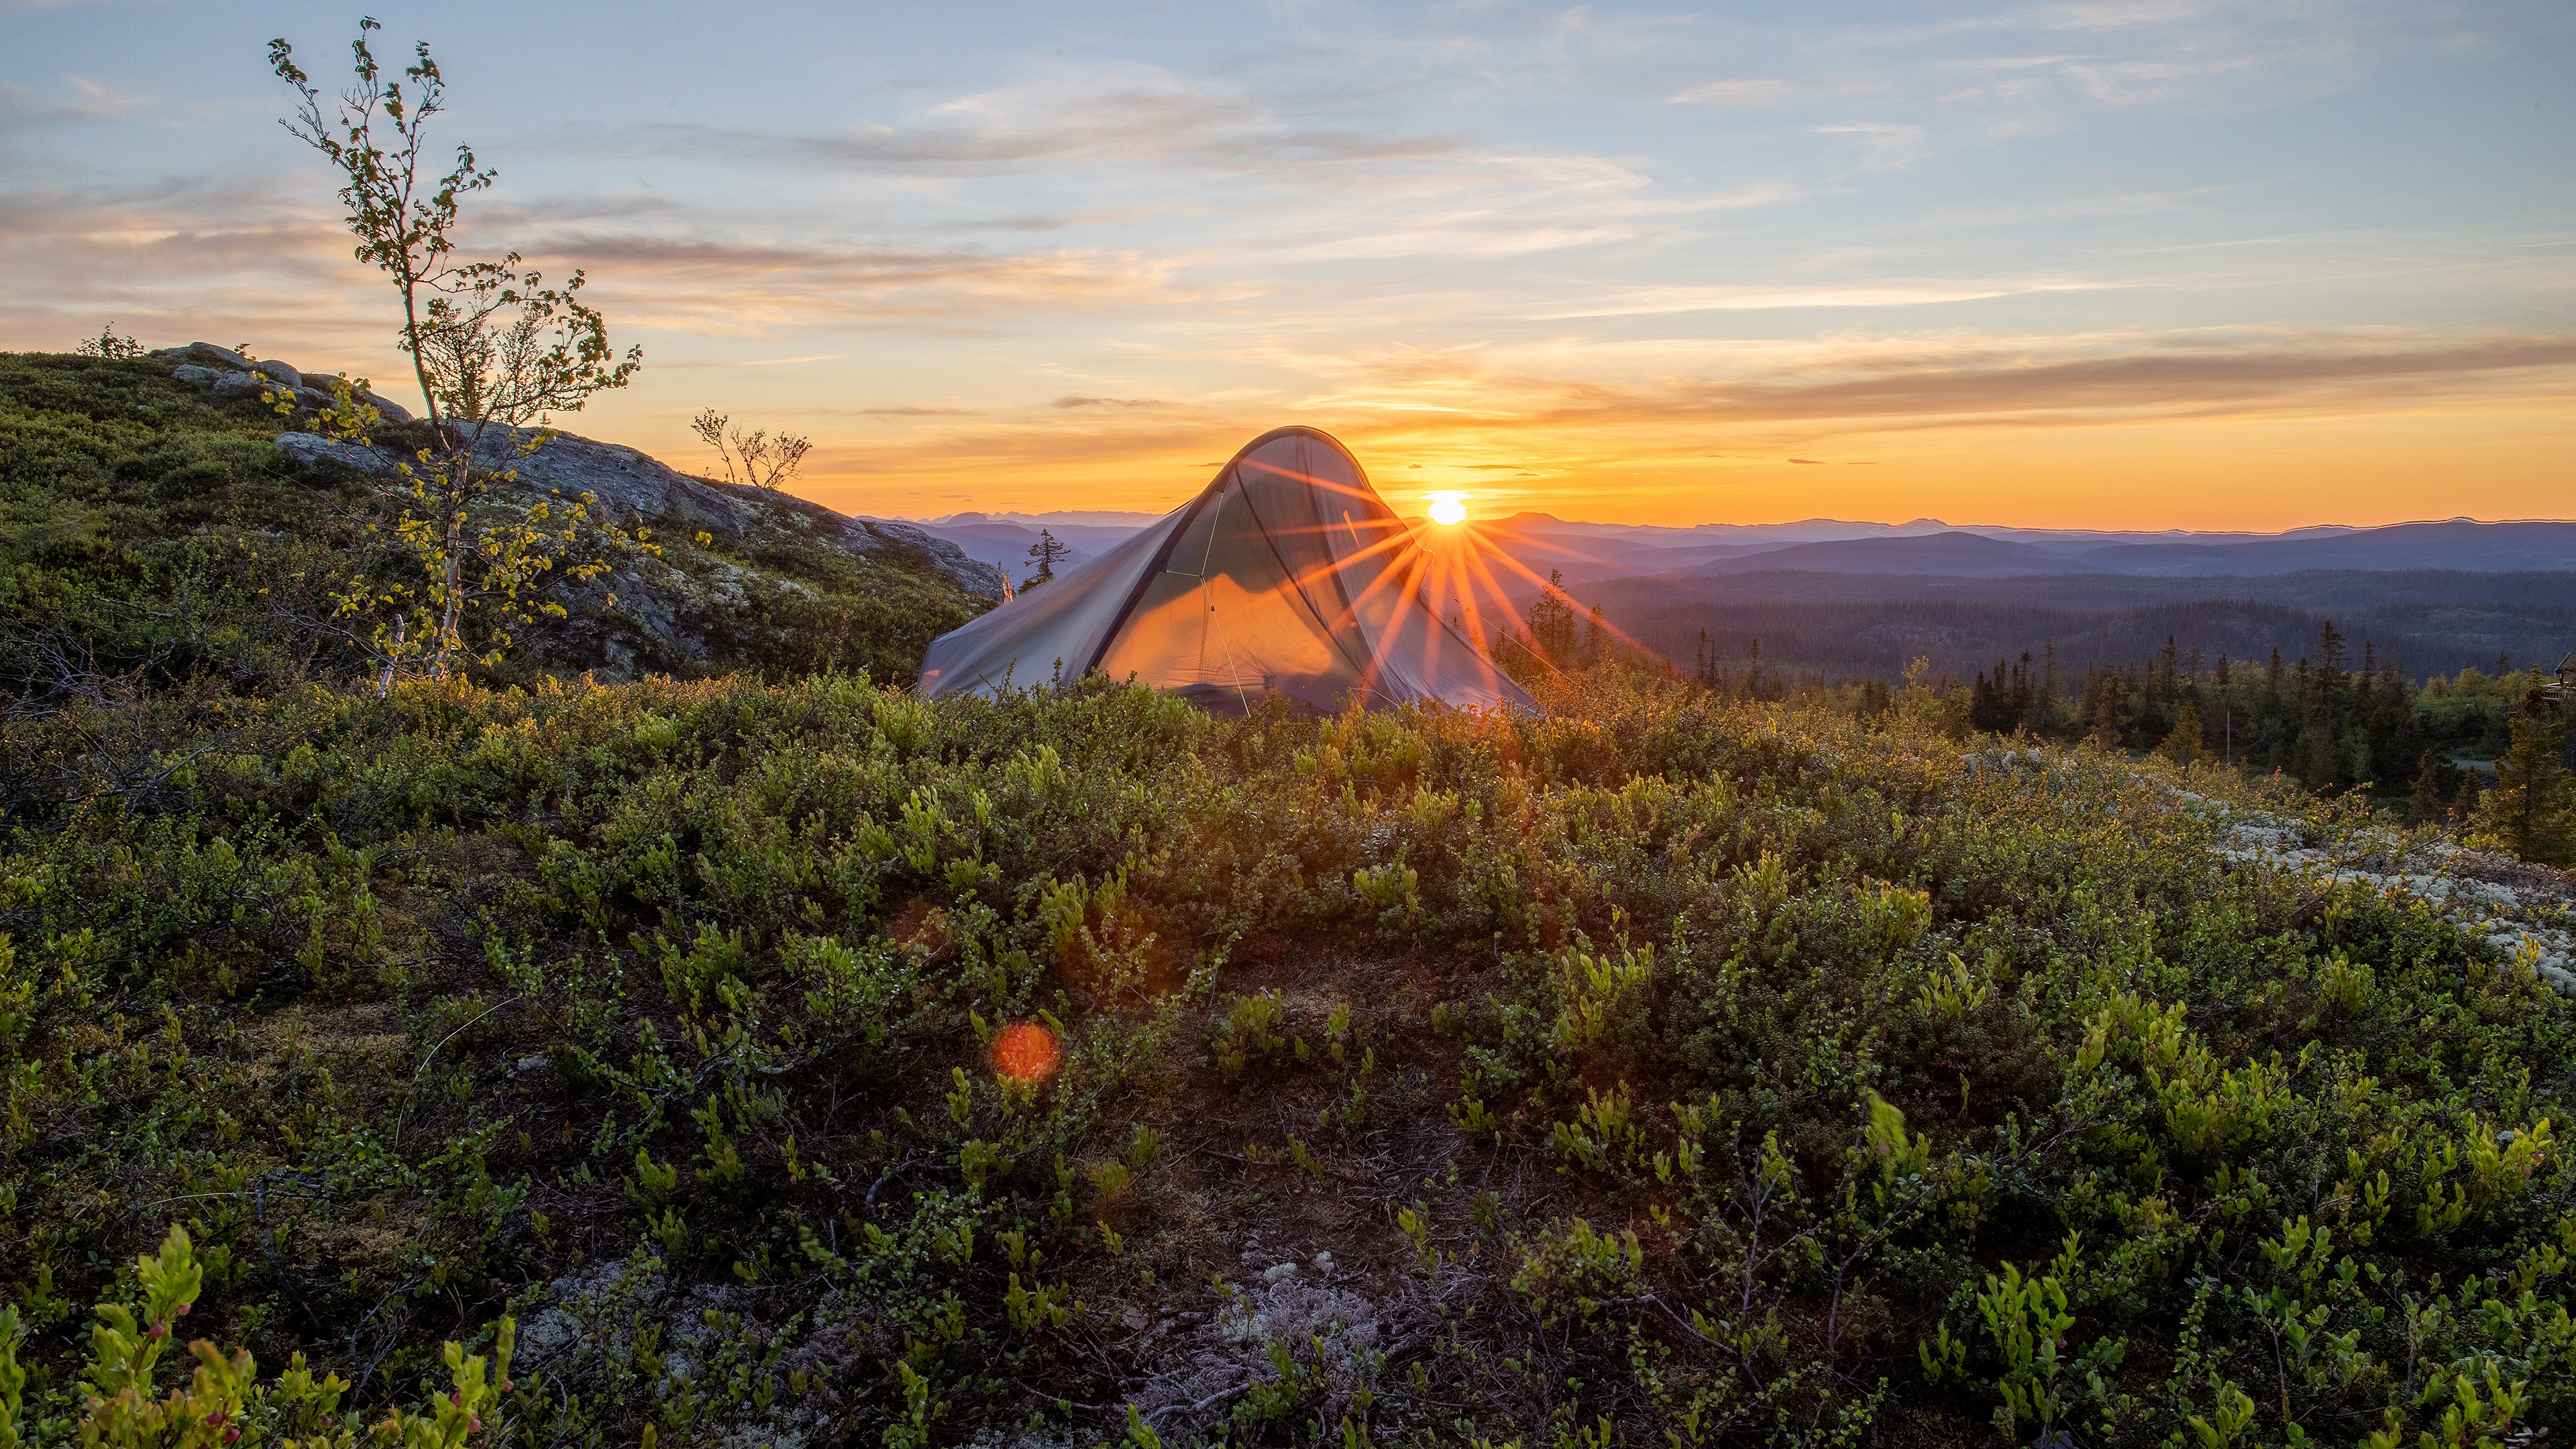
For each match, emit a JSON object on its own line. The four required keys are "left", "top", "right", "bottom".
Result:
{"left": 991, "top": 1022, "right": 1062, "bottom": 1083}
{"left": 1426, "top": 492, "right": 1469, "bottom": 527}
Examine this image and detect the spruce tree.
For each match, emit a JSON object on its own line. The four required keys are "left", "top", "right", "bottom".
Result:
{"left": 1582, "top": 604, "right": 1611, "bottom": 668}
{"left": 2406, "top": 750, "right": 2446, "bottom": 824}
{"left": 2088, "top": 684, "right": 2123, "bottom": 750}
{"left": 2473, "top": 696, "right": 2576, "bottom": 864}
{"left": 2453, "top": 771, "right": 2483, "bottom": 822}
{"left": 1523, "top": 570, "right": 1579, "bottom": 670}
{"left": 2159, "top": 699, "right": 2204, "bottom": 765}
{"left": 1022, "top": 528, "right": 1067, "bottom": 590}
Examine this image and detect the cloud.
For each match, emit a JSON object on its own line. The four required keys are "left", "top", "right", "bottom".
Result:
{"left": 1815, "top": 122, "right": 1931, "bottom": 171}
{"left": 1269, "top": 328, "right": 2576, "bottom": 449}
{"left": 651, "top": 354, "right": 843, "bottom": 370}
{"left": 1534, "top": 276, "right": 2117, "bottom": 319}
{"left": 1050, "top": 395, "right": 1173, "bottom": 410}
{"left": 574, "top": 60, "right": 1468, "bottom": 180}
{"left": 0, "top": 75, "right": 154, "bottom": 126}
{"left": 1668, "top": 76, "right": 1877, "bottom": 107}
{"left": 492, "top": 232, "right": 1184, "bottom": 330}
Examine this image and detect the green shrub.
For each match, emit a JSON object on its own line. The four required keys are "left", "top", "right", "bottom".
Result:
{"left": 0, "top": 665, "right": 2568, "bottom": 1445}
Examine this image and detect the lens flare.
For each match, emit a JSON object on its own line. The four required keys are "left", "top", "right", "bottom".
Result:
{"left": 1426, "top": 492, "right": 1469, "bottom": 527}
{"left": 991, "top": 1022, "right": 1061, "bottom": 1083}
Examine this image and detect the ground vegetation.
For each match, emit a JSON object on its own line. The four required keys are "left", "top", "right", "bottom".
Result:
{"left": 1, "top": 651, "right": 2569, "bottom": 1447}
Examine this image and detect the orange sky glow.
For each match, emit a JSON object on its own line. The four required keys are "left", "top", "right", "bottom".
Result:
{"left": 5, "top": 1, "right": 2569, "bottom": 532}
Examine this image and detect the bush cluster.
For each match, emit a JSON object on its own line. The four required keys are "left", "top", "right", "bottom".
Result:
{"left": 0, "top": 663, "right": 2567, "bottom": 1447}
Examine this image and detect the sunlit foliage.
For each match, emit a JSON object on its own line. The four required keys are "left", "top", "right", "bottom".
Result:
{"left": 0, "top": 659, "right": 2567, "bottom": 1446}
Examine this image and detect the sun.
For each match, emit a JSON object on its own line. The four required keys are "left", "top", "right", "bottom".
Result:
{"left": 1426, "top": 492, "right": 1470, "bottom": 527}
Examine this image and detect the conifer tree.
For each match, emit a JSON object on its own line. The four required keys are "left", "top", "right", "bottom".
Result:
{"left": 1582, "top": 604, "right": 1611, "bottom": 668}
{"left": 2473, "top": 695, "right": 2576, "bottom": 864}
{"left": 2407, "top": 750, "right": 2447, "bottom": 824}
{"left": 1522, "top": 570, "right": 1580, "bottom": 671}
{"left": 2453, "top": 771, "right": 2483, "bottom": 822}
{"left": 2088, "top": 682, "right": 2123, "bottom": 750}
{"left": 1022, "top": 528, "right": 1067, "bottom": 590}
{"left": 2158, "top": 698, "right": 2204, "bottom": 765}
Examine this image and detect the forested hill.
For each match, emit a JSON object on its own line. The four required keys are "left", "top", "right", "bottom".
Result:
{"left": 0, "top": 349, "right": 997, "bottom": 700}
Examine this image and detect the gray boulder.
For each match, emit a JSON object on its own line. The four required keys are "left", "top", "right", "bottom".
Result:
{"left": 276, "top": 432, "right": 400, "bottom": 478}
{"left": 276, "top": 422, "right": 1005, "bottom": 600}
{"left": 159, "top": 341, "right": 248, "bottom": 370}
{"left": 455, "top": 422, "right": 1005, "bottom": 598}
{"left": 156, "top": 347, "right": 415, "bottom": 423}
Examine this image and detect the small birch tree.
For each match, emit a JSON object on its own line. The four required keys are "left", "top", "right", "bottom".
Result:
{"left": 271, "top": 18, "right": 645, "bottom": 692}
{"left": 692, "top": 409, "right": 813, "bottom": 492}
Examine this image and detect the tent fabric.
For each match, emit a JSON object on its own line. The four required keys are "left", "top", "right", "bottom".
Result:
{"left": 918, "top": 427, "right": 1532, "bottom": 713}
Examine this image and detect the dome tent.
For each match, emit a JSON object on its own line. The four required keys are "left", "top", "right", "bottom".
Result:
{"left": 918, "top": 427, "right": 1532, "bottom": 714}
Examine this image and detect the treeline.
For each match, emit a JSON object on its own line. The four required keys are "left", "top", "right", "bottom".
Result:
{"left": 1589, "top": 585, "right": 2575, "bottom": 686}
{"left": 1949, "top": 622, "right": 2565, "bottom": 792}
{"left": 1503, "top": 586, "right": 2576, "bottom": 861}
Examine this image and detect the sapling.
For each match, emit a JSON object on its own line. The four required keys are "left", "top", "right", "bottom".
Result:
{"left": 271, "top": 19, "right": 644, "bottom": 691}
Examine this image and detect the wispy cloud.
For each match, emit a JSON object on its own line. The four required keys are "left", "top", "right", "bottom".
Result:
{"left": 1815, "top": 122, "right": 1932, "bottom": 170}
{"left": 0, "top": 74, "right": 154, "bottom": 125}
{"left": 1668, "top": 76, "right": 1878, "bottom": 106}
{"left": 1255, "top": 327, "right": 2576, "bottom": 443}
{"left": 1049, "top": 395, "right": 1175, "bottom": 410}
{"left": 1532, "top": 277, "right": 2114, "bottom": 318}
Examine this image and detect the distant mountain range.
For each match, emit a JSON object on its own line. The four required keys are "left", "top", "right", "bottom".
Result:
{"left": 896, "top": 504, "right": 2574, "bottom": 680}
{"left": 904, "top": 511, "right": 1156, "bottom": 573}
{"left": 898, "top": 508, "right": 2576, "bottom": 587}
{"left": 1514, "top": 516, "right": 2576, "bottom": 580}
{"left": 1686, "top": 531, "right": 2107, "bottom": 579}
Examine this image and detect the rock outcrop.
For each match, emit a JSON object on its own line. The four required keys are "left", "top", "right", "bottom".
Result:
{"left": 157, "top": 341, "right": 416, "bottom": 423}
{"left": 274, "top": 422, "right": 1003, "bottom": 600}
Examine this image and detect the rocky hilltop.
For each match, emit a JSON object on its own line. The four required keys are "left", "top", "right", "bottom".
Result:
{"left": 156, "top": 340, "right": 1001, "bottom": 600}
{"left": 3, "top": 347, "right": 996, "bottom": 690}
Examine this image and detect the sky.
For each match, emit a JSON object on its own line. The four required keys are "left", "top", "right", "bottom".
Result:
{"left": 3, "top": 0, "right": 2570, "bottom": 529}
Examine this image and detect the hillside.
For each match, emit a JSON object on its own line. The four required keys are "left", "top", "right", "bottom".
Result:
{"left": 2, "top": 663, "right": 2571, "bottom": 1446}
{"left": 0, "top": 349, "right": 998, "bottom": 698}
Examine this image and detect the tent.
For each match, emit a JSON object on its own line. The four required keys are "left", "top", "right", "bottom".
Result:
{"left": 918, "top": 427, "right": 1532, "bottom": 713}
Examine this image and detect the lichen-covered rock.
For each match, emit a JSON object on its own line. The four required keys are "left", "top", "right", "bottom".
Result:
{"left": 275, "top": 431, "right": 398, "bottom": 478}
{"left": 268, "top": 421, "right": 1003, "bottom": 682}
{"left": 156, "top": 343, "right": 417, "bottom": 423}
{"left": 447, "top": 421, "right": 1003, "bottom": 598}
{"left": 157, "top": 341, "right": 248, "bottom": 370}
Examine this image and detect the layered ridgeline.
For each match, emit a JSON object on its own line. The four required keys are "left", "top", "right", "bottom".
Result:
{"left": 0, "top": 348, "right": 1000, "bottom": 698}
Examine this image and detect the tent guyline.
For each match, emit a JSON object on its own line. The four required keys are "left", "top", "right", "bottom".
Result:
{"left": 918, "top": 427, "right": 1533, "bottom": 714}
